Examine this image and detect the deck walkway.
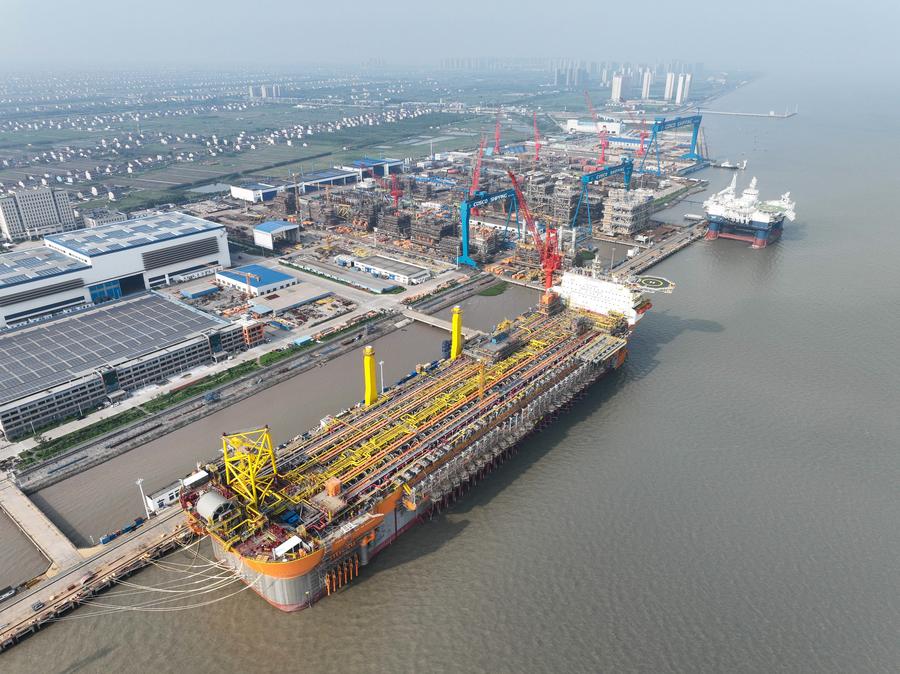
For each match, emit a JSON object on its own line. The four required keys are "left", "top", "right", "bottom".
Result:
{"left": 401, "top": 310, "right": 485, "bottom": 339}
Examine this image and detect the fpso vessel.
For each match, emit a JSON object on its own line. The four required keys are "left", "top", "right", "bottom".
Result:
{"left": 181, "top": 273, "right": 650, "bottom": 611}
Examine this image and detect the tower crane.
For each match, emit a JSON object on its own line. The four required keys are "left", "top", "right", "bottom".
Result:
{"left": 506, "top": 169, "right": 560, "bottom": 293}
{"left": 389, "top": 174, "right": 403, "bottom": 212}
{"left": 533, "top": 111, "right": 541, "bottom": 162}
{"left": 493, "top": 111, "right": 502, "bottom": 155}
{"left": 584, "top": 90, "right": 609, "bottom": 166}
{"left": 469, "top": 136, "right": 487, "bottom": 215}
{"left": 570, "top": 157, "right": 635, "bottom": 242}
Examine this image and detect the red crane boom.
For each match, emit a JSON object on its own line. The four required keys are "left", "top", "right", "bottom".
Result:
{"left": 506, "top": 169, "right": 561, "bottom": 291}
{"left": 584, "top": 90, "right": 608, "bottom": 165}
{"left": 469, "top": 135, "right": 487, "bottom": 215}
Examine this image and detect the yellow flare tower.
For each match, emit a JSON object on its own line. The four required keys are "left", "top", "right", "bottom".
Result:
{"left": 450, "top": 306, "right": 464, "bottom": 360}
{"left": 363, "top": 345, "right": 378, "bottom": 406}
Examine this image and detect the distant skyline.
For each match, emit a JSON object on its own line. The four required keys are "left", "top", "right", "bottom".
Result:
{"left": 3, "top": 0, "right": 896, "bottom": 79}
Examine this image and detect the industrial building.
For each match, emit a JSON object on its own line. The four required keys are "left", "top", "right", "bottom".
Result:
{"left": 0, "top": 293, "right": 248, "bottom": 439}
{"left": 565, "top": 119, "right": 623, "bottom": 135}
{"left": 230, "top": 170, "right": 359, "bottom": 203}
{"left": 253, "top": 221, "right": 300, "bottom": 250}
{"left": 343, "top": 255, "right": 430, "bottom": 285}
{"left": 0, "top": 187, "right": 77, "bottom": 241}
{"left": 216, "top": 264, "right": 298, "bottom": 297}
{"left": 0, "top": 212, "right": 230, "bottom": 328}
{"left": 230, "top": 182, "right": 280, "bottom": 203}
{"left": 81, "top": 208, "right": 127, "bottom": 228}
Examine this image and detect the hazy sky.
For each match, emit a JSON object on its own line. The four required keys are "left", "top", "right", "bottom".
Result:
{"left": 3, "top": 0, "right": 895, "bottom": 76}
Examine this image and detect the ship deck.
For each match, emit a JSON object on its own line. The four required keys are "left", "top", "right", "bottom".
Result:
{"left": 187, "top": 307, "right": 626, "bottom": 559}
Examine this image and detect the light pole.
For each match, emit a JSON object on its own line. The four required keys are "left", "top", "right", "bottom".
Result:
{"left": 135, "top": 478, "right": 151, "bottom": 520}
{"left": 373, "top": 227, "right": 378, "bottom": 248}
{"left": 378, "top": 360, "right": 385, "bottom": 394}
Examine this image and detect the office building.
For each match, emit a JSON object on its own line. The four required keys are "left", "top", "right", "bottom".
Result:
{"left": 0, "top": 187, "right": 77, "bottom": 242}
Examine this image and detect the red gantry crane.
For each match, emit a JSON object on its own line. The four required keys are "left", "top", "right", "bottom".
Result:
{"left": 506, "top": 169, "right": 561, "bottom": 293}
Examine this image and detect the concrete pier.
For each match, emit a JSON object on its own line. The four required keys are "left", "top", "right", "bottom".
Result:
{"left": 0, "top": 476, "right": 83, "bottom": 571}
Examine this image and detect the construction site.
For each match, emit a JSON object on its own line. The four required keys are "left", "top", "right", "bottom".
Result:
{"left": 0, "top": 97, "right": 704, "bottom": 643}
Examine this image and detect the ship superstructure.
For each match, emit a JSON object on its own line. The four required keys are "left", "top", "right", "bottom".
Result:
{"left": 704, "top": 175, "right": 796, "bottom": 248}
{"left": 181, "top": 279, "right": 639, "bottom": 611}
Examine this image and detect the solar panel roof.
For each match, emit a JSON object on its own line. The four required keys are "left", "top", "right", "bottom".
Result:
{"left": 0, "top": 293, "right": 227, "bottom": 405}
{"left": 45, "top": 212, "right": 222, "bottom": 257}
{"left": 0, "top": 247, "right": 88, "bottom": 289}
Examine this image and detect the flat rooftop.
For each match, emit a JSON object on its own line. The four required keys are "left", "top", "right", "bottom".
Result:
{"left": 0, "top": 246, "right": 88, "bottom": 290}
{"left": 218, "top": 264, "right": 295, "bottom": 288}
{"left": 0, "top": 293, "right": 227, "bottom": 406}
{"left": 238, "top": 182, "right": 276, "bottom": 191}
{"left": 357, "top": 255, "right": 428, "bottom": 277}
{"left": 45, "top": 212, "right": 222, "bottom": 257}
{"left": 254, "top": 220, "right": 299, "bottom": 234}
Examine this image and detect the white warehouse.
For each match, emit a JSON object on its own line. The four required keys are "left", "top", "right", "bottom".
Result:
{"left": 0, "top": 212, "right": 230, "bottom": 328}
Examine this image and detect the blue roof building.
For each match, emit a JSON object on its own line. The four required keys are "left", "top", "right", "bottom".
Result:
{"left": 216, "top": 264, "right": 298, "bottom": 296}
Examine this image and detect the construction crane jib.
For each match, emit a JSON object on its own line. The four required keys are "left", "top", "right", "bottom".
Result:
{"left": 458, "top": 188, "right": 517, "bottom": 268}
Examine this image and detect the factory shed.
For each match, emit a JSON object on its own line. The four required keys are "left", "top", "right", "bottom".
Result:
{"left": 253, "top": 221, "right": 299, "bottom": 250}
{"left": 216, "top": 264, "right": 298, "bottom": 297}
{"left": 353, "top": 255, "right": 430, "bottom": 285}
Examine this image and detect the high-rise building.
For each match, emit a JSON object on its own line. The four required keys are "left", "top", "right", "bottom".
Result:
{"left": 682, "top": 74, "right": 692, "bottom": 103}
{"left": 664, "top": 72, "right": 676, "bottom": 100}
{"left": 675, "top": 73, "right": 686, "bottom": 105}
{"left": 641, "top": 70, "right": 652, "bottom": 100}
{"left": 0, "top": 187, "right": 77, "bottom": 242}
{"left": 610, "top": 74, "right": 624, "bottom": 102}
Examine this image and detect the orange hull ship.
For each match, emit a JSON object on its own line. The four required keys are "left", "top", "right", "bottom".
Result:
{"left": 182, "top": 291, "right": 635, "bottom": 611}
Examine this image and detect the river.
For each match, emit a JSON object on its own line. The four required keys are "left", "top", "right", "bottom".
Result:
{"left": 3, "top": 74, "right": 899, "bottom": 672}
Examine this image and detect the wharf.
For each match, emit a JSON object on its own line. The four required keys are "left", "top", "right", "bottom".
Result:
{"left": 0, "top": 506, "right": 189, "bottom": 652}
{"left": 615, "top": 224, "right": 707, "bottom": 276}
{"left": 0, "top": 476, "right": 83, "bottom": 571}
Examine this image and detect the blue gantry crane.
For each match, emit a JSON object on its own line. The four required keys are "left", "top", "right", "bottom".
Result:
{"left": 458, "top": 189, "right": 518, "bottom": 267}
{"left": 570, "top": 157, "right": 635, "bottom": 241}
{"left": 638, "top": 115, "right": 703, "bottom": 175}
